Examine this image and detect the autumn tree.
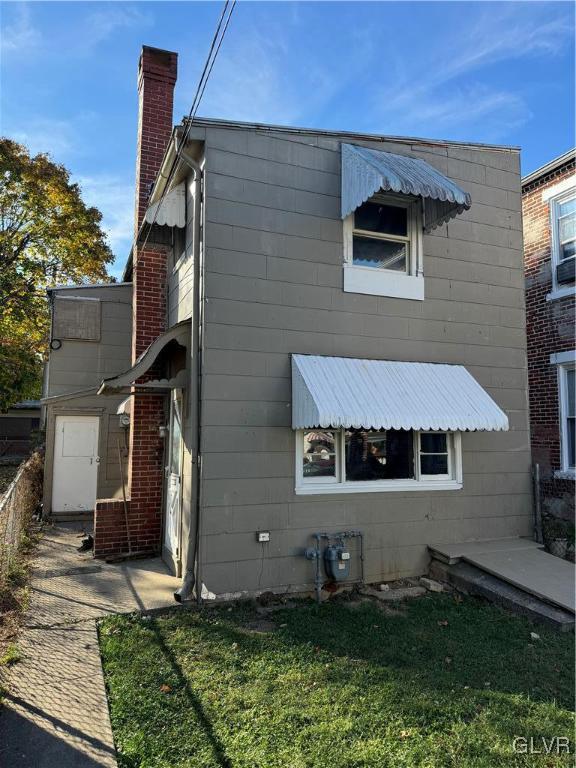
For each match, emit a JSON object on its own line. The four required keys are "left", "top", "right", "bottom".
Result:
{"left": 0, "top": 139, "right": 113, "bottom": 410}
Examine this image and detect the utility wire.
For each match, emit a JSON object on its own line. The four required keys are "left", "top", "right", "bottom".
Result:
{"left": 137, "top": 0, "right": 236, "bottom": 257}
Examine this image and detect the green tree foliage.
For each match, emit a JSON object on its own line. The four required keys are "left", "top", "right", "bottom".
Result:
{"left": 0, "top": 139, "right": 113, "bottom": 410}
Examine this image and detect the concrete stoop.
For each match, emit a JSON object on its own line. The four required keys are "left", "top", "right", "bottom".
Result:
{"left": 430, "top": 558, "right": 575, "bottom": 632}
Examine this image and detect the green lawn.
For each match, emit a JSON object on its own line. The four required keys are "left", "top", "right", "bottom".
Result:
{"left": 99, "top": 594, "right": 574, "bottom": 768}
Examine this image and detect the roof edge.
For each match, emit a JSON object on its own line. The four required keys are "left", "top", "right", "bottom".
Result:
{"left": 183, "top": 115, "right": 521, "bottom": 154}
{"left": 522, "top": 148, "right": 576, "bottom": 188}
{"left": 47, "top": 282, "right": 132, "bottom": 294}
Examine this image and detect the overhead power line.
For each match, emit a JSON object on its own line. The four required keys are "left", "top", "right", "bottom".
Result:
{"left": 138, "top": 0, "right": 237, "bottom": 254}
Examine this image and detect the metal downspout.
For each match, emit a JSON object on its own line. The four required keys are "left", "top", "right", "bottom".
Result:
{"left": 173, "top": 138, "right": 204, "bottom": 603}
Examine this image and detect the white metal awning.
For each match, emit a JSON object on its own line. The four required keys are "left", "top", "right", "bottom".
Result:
{"left": 292, "top": 355, "right": 508, "bottom": 432}
{"left": 144, "top": 181, "right": 186, "bottom": 228}
{"left": 341, "top": 143, "right": 472, "bottom": 231}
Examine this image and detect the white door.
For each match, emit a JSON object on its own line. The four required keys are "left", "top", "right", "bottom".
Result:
{"left": 52, "top": 415, "right": 100, "bottom": 512}
{"left": 163, "top": 391, "right": 183, "bottom": 569}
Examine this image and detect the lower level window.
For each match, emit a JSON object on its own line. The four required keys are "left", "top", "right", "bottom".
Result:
{"left": 559, "top": 364, "right": 575, "bottom": 471}
{"left": 297, "top": 428, "right": 462, "bottom": 493}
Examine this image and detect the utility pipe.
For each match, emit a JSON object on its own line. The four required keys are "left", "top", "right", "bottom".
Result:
{"left": 173, "top": 136, "right": 204, "bottom": 603}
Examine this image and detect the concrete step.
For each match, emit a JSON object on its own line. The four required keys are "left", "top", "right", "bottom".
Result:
{"left": 433, "top": 559, "right": 574, "bottom": 632}
{"left": 48, "top": 510, "right": 93, "bottom": 523}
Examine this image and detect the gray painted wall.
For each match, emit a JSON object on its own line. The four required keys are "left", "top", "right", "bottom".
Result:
{"left": 46, "top": 284, "right": 132, "bottom": 397}
{"left": 43, "top": 284, "right": 132, "bottom": 514}
{"left": 169, "top": 125, "right": 532, "bottom": 596}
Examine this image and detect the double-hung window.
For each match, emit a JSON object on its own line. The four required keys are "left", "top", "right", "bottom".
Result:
{"left": 558, "top": 362, "right": 575, "bottom": 475}
{"left": 551, "top": 351, "right": 576, "bottom": 477}
{"left": 296, "top": 428, "right": 462, "bottom": 494}
{"left": 343, "top": 195, "right": 424, "bottom": 301}
{"left": 545, "top": 181, "right": 575, "bottom": 299}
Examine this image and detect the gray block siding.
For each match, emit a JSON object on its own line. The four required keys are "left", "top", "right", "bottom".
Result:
{"left": 46, "top": 284, "right": 133, "bottom": 397}
{"left": 183, "top": 126, "right": 532, "bottom": 596}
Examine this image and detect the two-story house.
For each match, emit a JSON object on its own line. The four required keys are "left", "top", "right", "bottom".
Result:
{"left": 42, "top": 283, "right": 132, "bottom": 519}
{"left": 522, "top": 150, "right": 575, "bottom": 544}
{"left": 94, "top": 46, "right": 533, "bottom": 600}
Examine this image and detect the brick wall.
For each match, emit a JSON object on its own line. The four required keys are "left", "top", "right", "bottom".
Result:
{"left": 523, "top": 160, "right": 575, "bottom": 521}
{"left": 94, "top": 47, "right": 177, "bottom": 558}
{"left": 93, "top": 500, "right": 129, "bottom": 557}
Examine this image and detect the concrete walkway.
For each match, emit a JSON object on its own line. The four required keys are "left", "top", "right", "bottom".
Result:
{"left": 0, "top": 523, "right": 181, "bottom": 767}
{"left": 429, "top": 538, "right": 575, "bottom": 613}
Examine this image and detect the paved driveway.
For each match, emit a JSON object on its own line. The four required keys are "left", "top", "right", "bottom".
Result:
{"left": 0, "top": 523, "right": 181, "bottom": 767}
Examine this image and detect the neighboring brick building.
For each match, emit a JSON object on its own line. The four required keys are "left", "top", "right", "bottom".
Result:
{"left": 522, "top": 149, "right": 575, "bottom": 526}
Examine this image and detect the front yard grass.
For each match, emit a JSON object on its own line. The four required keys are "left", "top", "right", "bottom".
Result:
{"left": 99, "top": 594, "right": 574, "bottom": 768}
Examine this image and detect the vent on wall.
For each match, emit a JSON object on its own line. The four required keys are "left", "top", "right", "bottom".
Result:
{"left": 52, "top": 297, "right": 101, "bottom": 341}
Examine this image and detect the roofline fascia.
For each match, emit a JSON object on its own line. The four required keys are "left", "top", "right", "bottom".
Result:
{"left": 47, "top": 282, "right": 132, "bottom": 295}
{"left": 522, "top": 148, "right": 576, "bottom": 188}
{"left": 182, "top": 115, "right": 521, "bottom": 154}
{"left": 41, "top": 387, "right": 99, "bottom": 404}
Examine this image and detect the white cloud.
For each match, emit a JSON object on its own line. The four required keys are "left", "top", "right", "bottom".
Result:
{"left": 0, "top": 3, "right": 152, "bottom": 62}
{"left": 380, "top": 85, "right": 532, "bottom": 142}
{"left": 371, "top": 5, "right": 572, "bottom": 140}
{"left": 78, "top": 6, "right": 152, "bottom": 53}
{"left": 76, "top": 174, "right": 134, "bottom": 274}
{"left": 187, "top": 17, "right": 370, "bottom": 128}
{"left": 0, "top": 3, "right": 41, "bottom": 55}
{"left": 8, "top": 117, "right": 80, "bottom": 160}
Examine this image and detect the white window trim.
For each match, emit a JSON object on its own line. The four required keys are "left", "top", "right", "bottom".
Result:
{"left": 295, "top": 428, "right": 462, "bottom": 495}
{"left": 343, "top": 194, "right": 424, "bottom": 301}
{"left": 555, "top": 357, "right": 576, "bottom": 477}
{"left": 546, "top": 185, "right": 576, "bottom": 302}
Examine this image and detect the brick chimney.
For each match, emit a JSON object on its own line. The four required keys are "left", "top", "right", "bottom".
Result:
{"left": 129, "top": 46, "right": 178, "bottom": 554}
{"left": 94, "top": 47, "right": 178, "bottom": 560}
{"left": 135, "top": 46, "right": 178, "bottom": 234}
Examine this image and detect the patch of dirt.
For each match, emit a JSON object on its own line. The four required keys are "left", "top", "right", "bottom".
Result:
{"left": 239, "top": 619, "right": 278, "bottom": 634}
{"left": 346, "top": 595, "right": 406, "bottom": 616}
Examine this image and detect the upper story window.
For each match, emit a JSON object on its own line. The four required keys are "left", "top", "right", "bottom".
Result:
{"left": 344, "top": 195, "right": 424, "bottom": 301}
{"left": 353, "top": 200, "right": 409, "bottom": 272}
{"left": 340, "top": 144, "right": 471, "bottom": 302}
{"left": 554, "top": 193, "right": 576, "bottom": 264}
{"left": 543, "top": 178, "right": 576, "bottom": 300}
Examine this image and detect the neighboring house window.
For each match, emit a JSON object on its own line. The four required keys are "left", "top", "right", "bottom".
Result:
{"left": 296, "top": 428, "right": 462, "bottom": 494}
{"left": 559, "top": 363, "right": 575, "bottom": 474}
{"left": 343, "top": 195, "right": 424, "bottom": 301}
{"left": 545, "top": 180, "right": 576, "bottom": 299}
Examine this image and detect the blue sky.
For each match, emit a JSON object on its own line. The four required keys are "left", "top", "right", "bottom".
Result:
{"left": 1, "top": 1, "right": 574, "bottom": 277}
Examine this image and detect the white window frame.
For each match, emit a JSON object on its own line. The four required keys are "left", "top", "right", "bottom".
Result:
{"left": 295, "top": 428, "right": 462, "bottom": 495}
{"left": 553, "top": 352, "right": 576, "bottom": 477}
{"left": 545, "top": 180, "right": 576, "bottom": 302}
{"left": 343, "top": 194, "right": 424, "bottom": 301}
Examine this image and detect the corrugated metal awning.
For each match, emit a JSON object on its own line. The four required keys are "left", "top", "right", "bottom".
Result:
{"left": 144, "top": 181, "right": 186, "bottom": 228}
{"left": 341, "top": 143, "right": 472, "bottom": 231}
{"left": 292, "top": 355, "right": 508, "bottom": 432}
